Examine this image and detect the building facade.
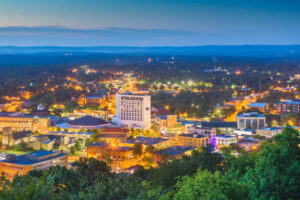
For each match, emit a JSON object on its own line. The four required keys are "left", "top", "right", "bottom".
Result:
{"left": 236, "top": 112, "right": 266, "bottom": 130}
{"left": 0, "top": 112, "right": 50, "bottom": 133}
{"left": 274, "top": 99, "right": 300, "bottom": 113}
{"left": 87, "top": 143, "right": 132, "bottom": 162}
{"left": 215, "top": 134, "right": 237, "bottom": 147}
{"left": 1, "top": 128, "right": 34, "bottom": 146}
{"left": 99, "top": 127, "right": 129, "bottom": 144}
{"left": 0, "top": 151, "right": 67, "bottom": 179}
{"left": 120, "top": 136, "right": 170, "bottom": 150}
{"left": 77, "top": 94, "right": 107, "bottom": 107}
{"left": 177, "top": 134, "right": 209, "bottom": 148}
{"left": 256, "top": 127, "right": 283, "bottom": 138}
{"left": 115, "top": 93, "right": 151, "bottom": 129}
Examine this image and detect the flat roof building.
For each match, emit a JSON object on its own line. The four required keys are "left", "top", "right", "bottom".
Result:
{"left": 99, "top": 127, "right": 129, "bottom": 143}
{"left": 0, "top": 150, "right": 67, "bottom": 179}
{"left": 236, "top": 112, "right": 266, "bottom": 130}
{"left": 274, "top": 99, "right": 300, "bottom": 113}
{"left": 256, "top": 127, "right": 284, "bottom": 138}
{"left": 178, "top": 134, "right": 209, "bottom": 148}
{"left": 215, "top": 134, "right": 237, "bottom": 147}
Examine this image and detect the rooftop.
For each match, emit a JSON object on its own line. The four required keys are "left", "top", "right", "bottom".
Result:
{"left": 89, "top": 142, "right": 132, "bottom": 150}
{"left": 12, "top": 131, "right": 33, "bottom": 140}
{"left": 0, "top": 150, "right": 66, "bottom": 165}
{"left": 258, "top": 127, "right": 283, "bottom": 131}
{"left": 85, "top": 94, "right": 105, "bottom": 99}
{"left": 179, "top": 134, "right": 207, "bottom": 139}
{"left": 118, "top": 92, "right": 149, "bottom": 96}
{"left": 216, "top": 134, "right": 235, "bottom": 138}
{"left": 0, "top": 112, "right": 25, "bottom": 117}
{"left": 237, "top": 112, "right": 265, "bottom": 118}
{"left": 248, "top": 103, "right": 268, "bottom": 108}
{"left": 102, "top": 127, "right": 129, "bottom": 134}
{"left": 100, "top": 134, "right": 127, "bottom": 139}
{"left": 67, "top": 116, "right": 110, "bottom": 127}
{"left": 121, "top": 136, "right": 168, "bottom": 145}
{"left": 275, "top": 99, "right": 300, "bottom": 105}
{"left": 156, "top": 146, "right": 195, "bottom": 156}
{"left": 199, "top": 121, "right": 237, "bottom": 128}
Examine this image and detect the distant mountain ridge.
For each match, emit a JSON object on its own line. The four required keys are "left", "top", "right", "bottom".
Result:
{"left": 0, "top": 45, "right": 300, "bottom": 57}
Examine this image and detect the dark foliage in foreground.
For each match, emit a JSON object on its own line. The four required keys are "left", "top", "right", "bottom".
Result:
{"left": 0, "top": 126, "right": 299, "bottom": 200}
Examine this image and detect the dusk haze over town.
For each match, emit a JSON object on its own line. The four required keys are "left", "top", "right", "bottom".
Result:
{"left": 0, "top": 0, "right": 299, "bottom": 199}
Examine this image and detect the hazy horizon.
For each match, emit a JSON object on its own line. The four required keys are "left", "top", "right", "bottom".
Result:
{"left": 1, "top": 0, "right": 299, "bottom": 46}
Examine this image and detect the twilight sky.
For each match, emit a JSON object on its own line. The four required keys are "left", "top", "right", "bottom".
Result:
{"left": 0, "top": 0, "right": 299, "bottom": 46}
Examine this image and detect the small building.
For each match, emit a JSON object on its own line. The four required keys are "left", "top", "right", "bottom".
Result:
{"left": 87, "top": 142, "right": 132, "bottom": 162}
{"left": 0, "top": 150, "right": 67, "bottom": 179}
{"left": 120, "top": 136, "right": 170, "bottom": 149}
{"left": 197, "top": 121, "right": 237, "bottom": 133}
{"left": 77, "top": 94, "right": 107, "bottom": 107}
{"left": 1, "top": 128, "right": 34, "bottom": 146}
{"left": 30, "top": 104, "right": 50, "bottom": 116}
{"left": 156, "top": 115, "right": 178, "bottom": 128}
{"left": 154, "top": 146, "right": 195, "bottom": 162}
{"left": 215, "top": 134, "right": 237, "bottom": 147}
{"left": 30, "top": 134, "right": 76, "bottom": 151}
{"left": 186, "top": 127, "right": 216, "bottom": 147}
{"left": 247, "top": 102, "right": 269, "bottom": 112}
{"left": 177, "top": 134, "right": 209, "bottom": 148}
{"left": 99, "top": 127, "right": 129, "bottom": 143}
{"left": 234, "top": 129, "right": 254, "bottom": 136}
{"left": 256, "top": 127, "right": 283, "bottom": 138}
{"left": 46, "top": 131, "right": 92, "bottom": 143}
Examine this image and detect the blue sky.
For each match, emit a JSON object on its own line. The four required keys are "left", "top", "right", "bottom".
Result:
{"left": 0, "top": 0, "right": 299, "bottom": 46}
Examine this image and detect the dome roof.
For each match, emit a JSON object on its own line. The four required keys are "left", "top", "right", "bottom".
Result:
{"left": 67, "top": 116, "right": 109, "bottom": 127}
{"left": 37, "top": 104, "right": 45, "bottom": 111}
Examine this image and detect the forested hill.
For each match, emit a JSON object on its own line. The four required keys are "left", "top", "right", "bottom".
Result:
{"left": 0, "top": 45, "right": 300, "bottom": 57}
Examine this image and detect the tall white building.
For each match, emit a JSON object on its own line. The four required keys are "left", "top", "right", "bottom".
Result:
{"left": 115, "top": 92, "right": 151, "bottom": 129}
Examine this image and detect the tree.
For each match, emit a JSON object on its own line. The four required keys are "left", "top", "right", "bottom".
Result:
{"left": 64, "top": 101, "right": 77, "bottom": 113}
{"left": 103, "top": 153, "right": 113, "bottom": 165}
{"left": 53, "top": 108, "right": 63, "bottom": 117}
{"left": 271, "top": 119, "right": 279, "bottom": 127}
{"left": 70, "top": 146, "right": 76, "bottom": 155}
{"left": 171, "top": 170, "right": 249, "bottom": 200}
{"left": 280, "top": 113, "right": 298, "bottom": 126}
{"left": 244, "top": 126, "right": 300, "bottom": 199}
{"left": 75, "top": 140, "right": 82, "bottom": 151}
{"left": 132, "top": 143, "right": 143, "bottom": 157}
{"left": 144, "top": 145, "right": 155, "bottom": 155}
{"left": 133, "top": 129, "right": 140, "bottom": 137}
{"left": 85, "top": 138, "right": 93, "bottom": 147}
